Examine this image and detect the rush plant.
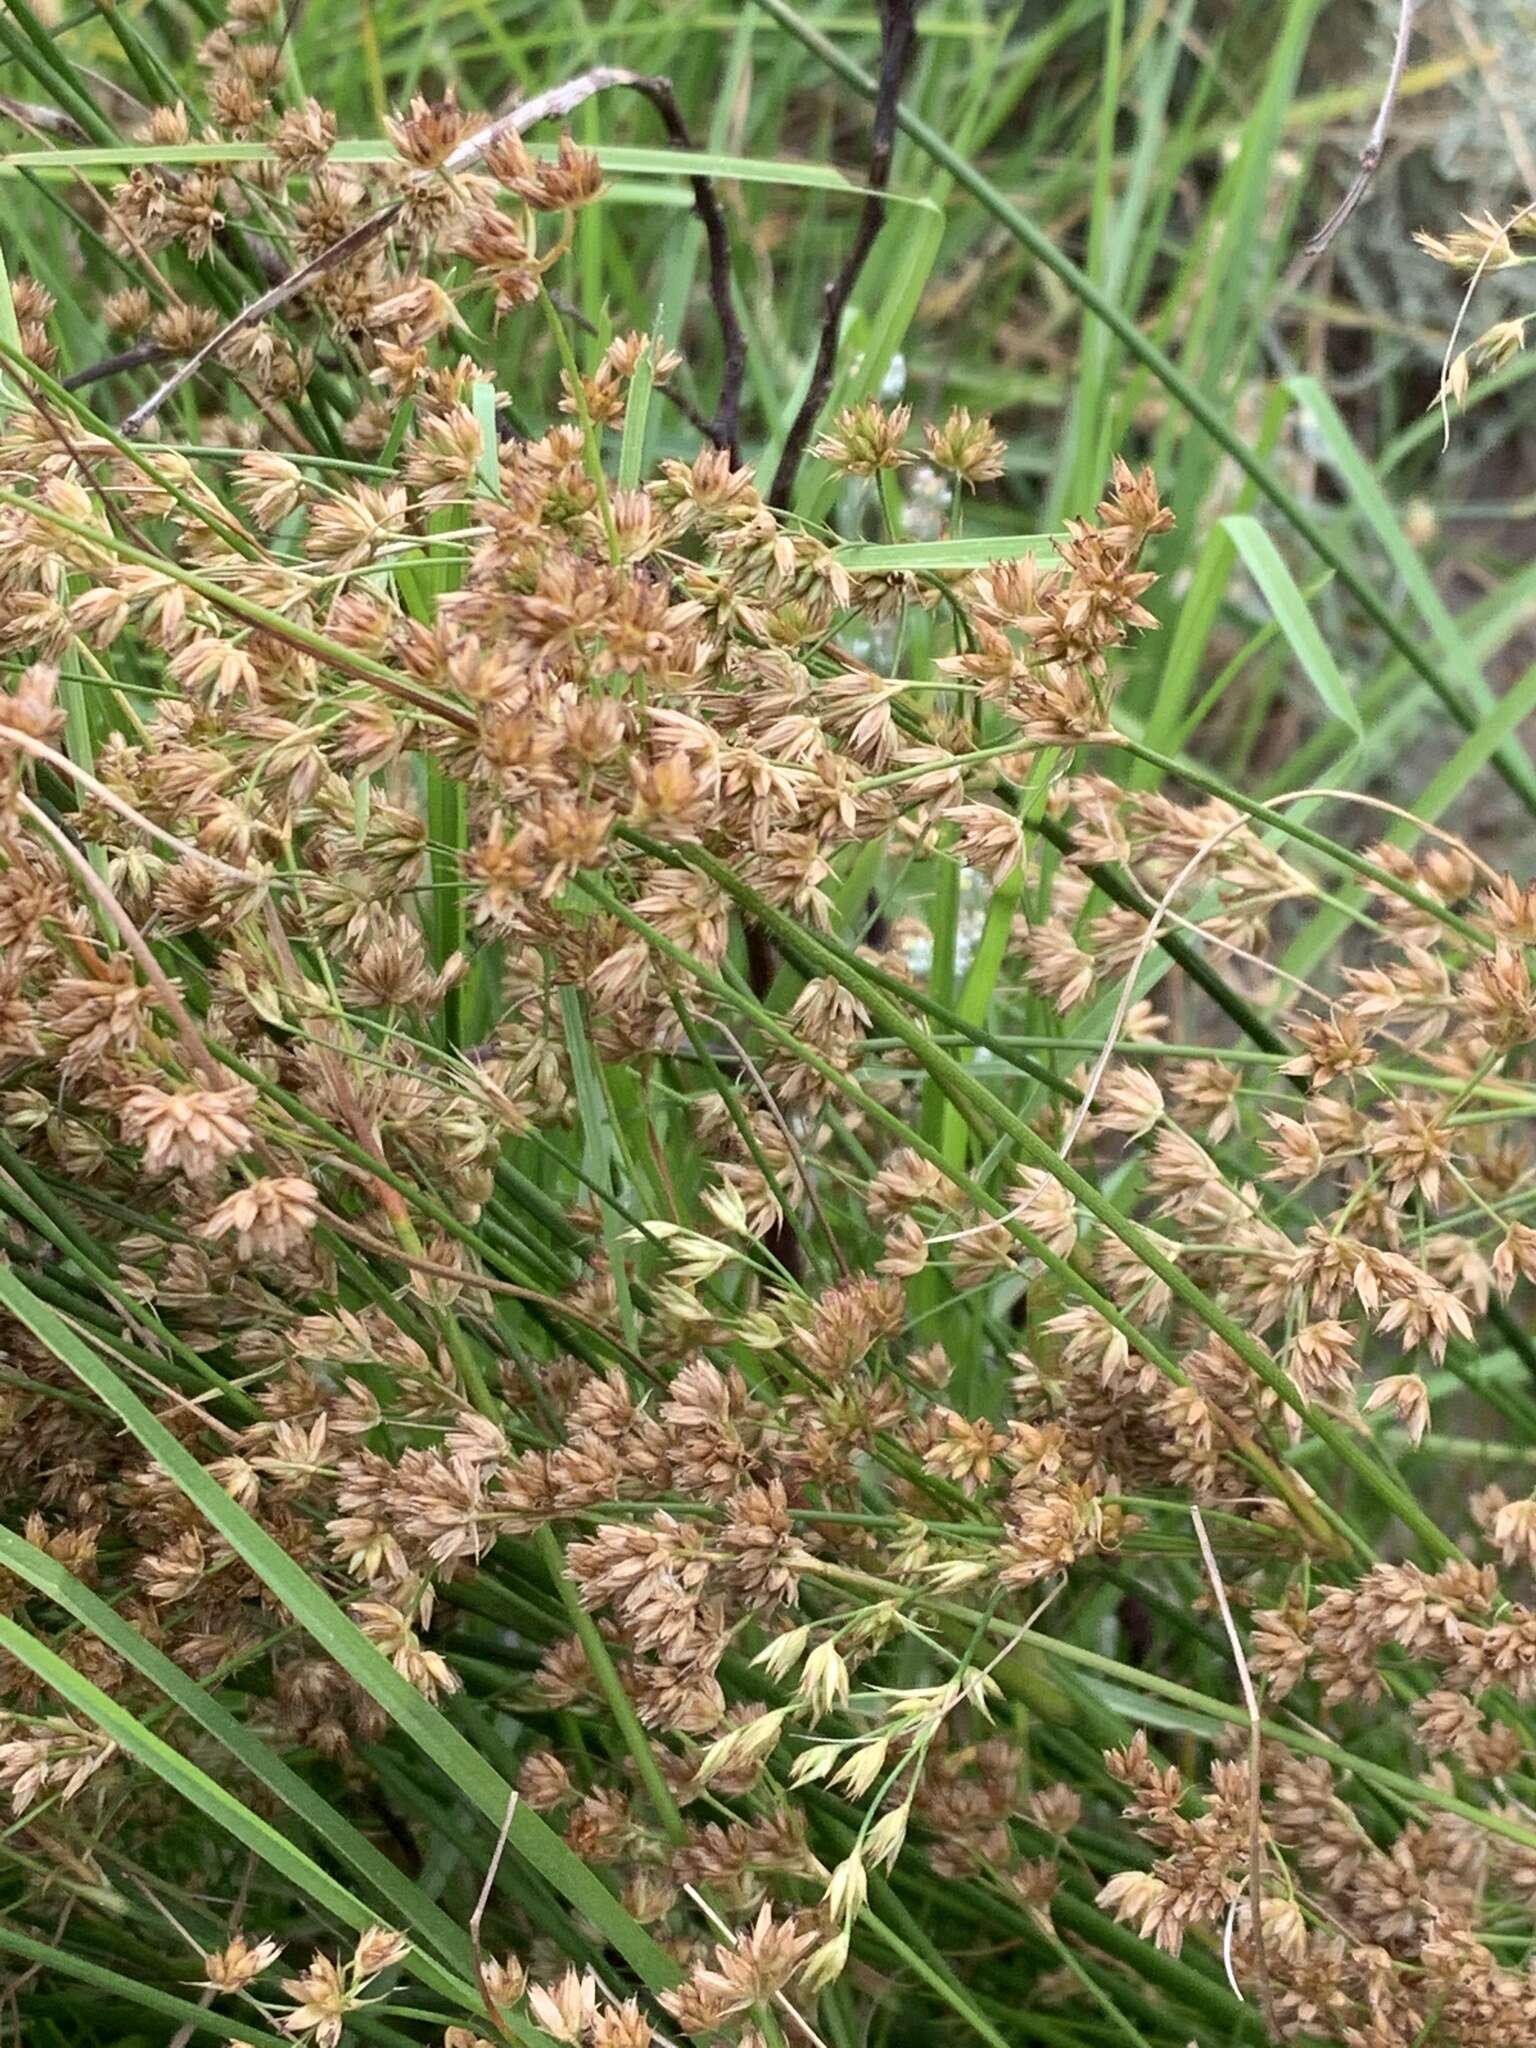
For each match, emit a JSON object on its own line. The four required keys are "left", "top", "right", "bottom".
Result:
{"left": 1, "top": 6, "right": 1535, "bottom": 2048}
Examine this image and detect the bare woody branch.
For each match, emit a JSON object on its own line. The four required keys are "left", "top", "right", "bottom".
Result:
{"left": 624, "top": 74, "right": 748, "bottom": 462}
{"left": 1303, "top": 0, "right": 1418, "bottom": 259}
{"left": 770, "top": 0, "right": 920, "bottom": 508}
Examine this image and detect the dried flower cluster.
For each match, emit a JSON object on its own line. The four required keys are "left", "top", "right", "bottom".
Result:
{"left": 3, "top": 30, "right": 1536, "bottom": 2048}
{"left": 1417, "top": 202, "right": 1536, "bottom": 413}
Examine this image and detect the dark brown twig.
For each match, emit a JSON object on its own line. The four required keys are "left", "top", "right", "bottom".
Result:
{"left": 770, "top": 0, "right": 920, "bottom": 507}
{"left": 0, "top": 65, "right": 145, "bottom": 137}
{"left": 274, "top": 0, "right": 307, "bottom": 71}
{"left": 663, "top": 382, "right": 726, "bottom": 443}
{"left": 626, "top": 74, "right": 747, "bottom": 462}
{"left": 1302, "top": 0, "right": 1417, "bottom": 259}
{"left": 61, "top": 340, "right": 173, "bottom": 392}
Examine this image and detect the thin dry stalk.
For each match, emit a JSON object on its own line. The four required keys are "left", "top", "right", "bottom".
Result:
{"left": 770, "top": 0, "right": 920, "bottom": 505}
{"left": 1191, "top": 1504, "right": 1277, "bottom": 2040}
{"left": 682, "top": 1883, "right": 833, "bottom": 2048}
{"left": 1303, "top": 0, "right": 1417, "bottom": 258}
{"left": 1437, "top": 194, "right": 1536, "bottom": 447}
{"left": 122, "top": 69, "right": 644, "bottom": 435}
{"left": 2, "top": 722, "right": 256, "bottom": 881}
{"left": 17, "top": 792, "right": 229, "bottom": 1091}
{"left": 470, "top": 1790, "right": 521, "bottom": 2043}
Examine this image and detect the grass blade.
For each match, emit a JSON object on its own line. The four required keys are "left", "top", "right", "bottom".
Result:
{"left": 0, "top": 1261, "right": 679, "bottom": 1997}
{"left": 834, "top": 532, "right": 1055, "bottom": 572}
{"left": 0, "top": 1925, "right": 289, "bottom": 2046}
{"left": 0, "top": 1523, "right": 480, "bottom": 1988}
{"left": 0, "top": 1604, "right": 485, "bottom": 2019}
{"left": 1222, "top": 513, "right": 1360, "bottom": 740}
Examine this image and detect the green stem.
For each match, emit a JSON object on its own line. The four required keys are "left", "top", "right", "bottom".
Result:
{"left": 580, "top": 864, "right": 1347, "bottom": 1560}
{"left": 861, "top": 1909, "right": 1013, "bottom": 2048}
{"left": 618, "top": 830, "right": 1438, "bottom": 1561}
{"left": 811, "top": 1558, "right": 1536, "bottom": 1863}
{"left": 534, "top": 1524, "right": 687, "bottom": 1844}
